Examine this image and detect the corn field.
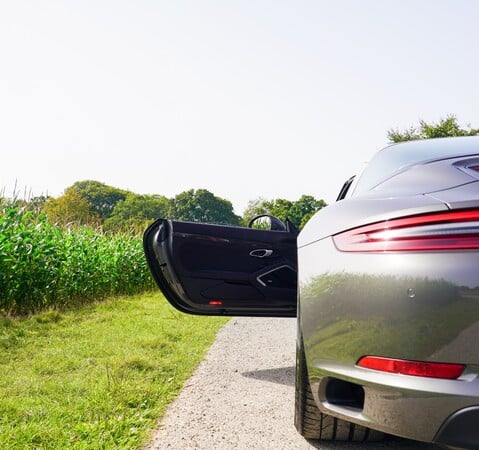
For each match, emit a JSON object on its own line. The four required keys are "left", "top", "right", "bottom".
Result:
{"left": 0, "top": 202, "right": 153, "bottom": 314}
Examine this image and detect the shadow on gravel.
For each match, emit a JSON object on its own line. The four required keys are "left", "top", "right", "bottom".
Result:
{"left": 241, "top": 366, "right": 295, "bottom": 386}
{"left": 241, "top": 366, "right": 443, "bottom": 450}
{"left": 306, "top": 435, "right": 443, "bottom": 449}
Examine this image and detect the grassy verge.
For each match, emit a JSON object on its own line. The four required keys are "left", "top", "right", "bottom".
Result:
{"left": 0, "top": 292, "right": 228, "bottom": 449}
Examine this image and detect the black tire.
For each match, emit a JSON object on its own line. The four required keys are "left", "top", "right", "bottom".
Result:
{"left": 294, "top": 336, "right": 384, "bottom": 441}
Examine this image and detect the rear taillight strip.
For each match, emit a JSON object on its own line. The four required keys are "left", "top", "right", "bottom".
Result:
{"left": 333, "top": 210, "right": 479, "bottom": 252}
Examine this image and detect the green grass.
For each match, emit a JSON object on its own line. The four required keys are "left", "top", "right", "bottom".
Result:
{"left": 0, "top": 292, "right": 228, "bottom": 449}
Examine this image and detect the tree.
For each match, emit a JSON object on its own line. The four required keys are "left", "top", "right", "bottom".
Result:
{"left": 388, "top": 115, "right": 479, "bottom": 143}
{"left": 242, "top": 195, "right": 326, "bottom": 229}
{"left": 104, "top": 193, "right": 171, "bottom": 233}
{"left": 44, "top": 189, "right": 100, "bottom": 226}
{"left": 289, "top": 195, "right": 327, "bottom": 229}
{"left": 25, "top": 195, "right": 49, "bottom": 213}
{"left": 69, "top": 181, "right": 128, "bottom": 220}
{"left": 170, "top": 189, "right": 241, "bottom": 225}
{"left": 241, "top": 197, "right": 270, "bottom": 223}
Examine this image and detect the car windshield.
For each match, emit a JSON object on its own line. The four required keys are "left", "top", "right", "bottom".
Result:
{"left": 352, "top": 136, "right": 479, "bottom": 196}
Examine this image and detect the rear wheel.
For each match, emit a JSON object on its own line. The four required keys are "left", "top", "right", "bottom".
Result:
{"left": 294, "top": 336, "right": 383, "bottom": 441}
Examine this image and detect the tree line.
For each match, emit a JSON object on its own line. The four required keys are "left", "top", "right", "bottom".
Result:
{"left": 26, "top": 182, "right": 327, "bottom": 234}
{"left": 16, "top": 115, "right": 479, "bottom": 234}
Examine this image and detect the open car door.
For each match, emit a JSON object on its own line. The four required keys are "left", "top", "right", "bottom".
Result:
{"left": 143, "top": 218, "right": 297, "bottom": 317}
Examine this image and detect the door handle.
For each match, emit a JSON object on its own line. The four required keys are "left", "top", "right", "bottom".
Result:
{"left": 250, "top": 249, "right": 273, "bottom": 258}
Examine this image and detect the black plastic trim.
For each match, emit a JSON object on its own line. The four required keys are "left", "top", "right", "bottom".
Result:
{"left": 434, "top": 406, "right": 479, "bottom": 449}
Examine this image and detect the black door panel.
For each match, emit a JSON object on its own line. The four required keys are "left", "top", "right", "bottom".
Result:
{"left": 144, "top": 219, "right": 297, "bottom": 317}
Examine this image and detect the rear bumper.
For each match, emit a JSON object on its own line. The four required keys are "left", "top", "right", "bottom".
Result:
{"left": 309, "top": 361, "right": 479, "bottom": 445}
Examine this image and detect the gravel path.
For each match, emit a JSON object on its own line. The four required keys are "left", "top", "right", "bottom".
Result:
{"left": 146, "top": 317, "right": 442, "bottom": 450}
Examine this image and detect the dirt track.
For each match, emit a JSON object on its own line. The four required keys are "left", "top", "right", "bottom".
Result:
{"left": 146, "top": 317, "right": 442, "bottom": 450}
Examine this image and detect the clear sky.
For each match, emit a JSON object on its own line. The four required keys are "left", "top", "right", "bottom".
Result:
{"left": 1, "top": 0, "right": 478, "bottom": 214}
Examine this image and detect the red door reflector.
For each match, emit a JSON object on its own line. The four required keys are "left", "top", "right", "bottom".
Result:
{"left": 208, "top": 300, "right": 223, "bottom": 306}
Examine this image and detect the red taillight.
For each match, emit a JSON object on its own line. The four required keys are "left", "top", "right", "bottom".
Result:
{"left": 333, "top": 210, "right": 479, "bottom": 252}
{"left": 357, "top": 356, "right": 465, "bottom": 379}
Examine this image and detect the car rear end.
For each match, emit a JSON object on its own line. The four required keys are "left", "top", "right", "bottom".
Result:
{"left": 298, "top": 144, "right": 479, "bottom": 447}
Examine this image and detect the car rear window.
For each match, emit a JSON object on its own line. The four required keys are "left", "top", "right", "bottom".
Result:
{"left": 352, "top": 137, "right": 479, "bottom": 196}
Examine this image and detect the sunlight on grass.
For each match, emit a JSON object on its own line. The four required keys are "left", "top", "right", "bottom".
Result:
{"left": 0, "top": 292, "right": 228, "bottom": 449}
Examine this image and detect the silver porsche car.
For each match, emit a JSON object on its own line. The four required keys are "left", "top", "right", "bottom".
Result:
{"left": 144, "top": 136, "right": 479, "bottom": 449}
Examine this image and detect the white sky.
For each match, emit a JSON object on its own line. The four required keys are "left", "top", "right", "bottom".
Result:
{"left": 1, "top": 0, "right": 478, "bottom": 214}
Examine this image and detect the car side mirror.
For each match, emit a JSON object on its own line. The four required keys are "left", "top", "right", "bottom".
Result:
{"left": 247, "top": 214, "right": 288, "bottom": 231}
